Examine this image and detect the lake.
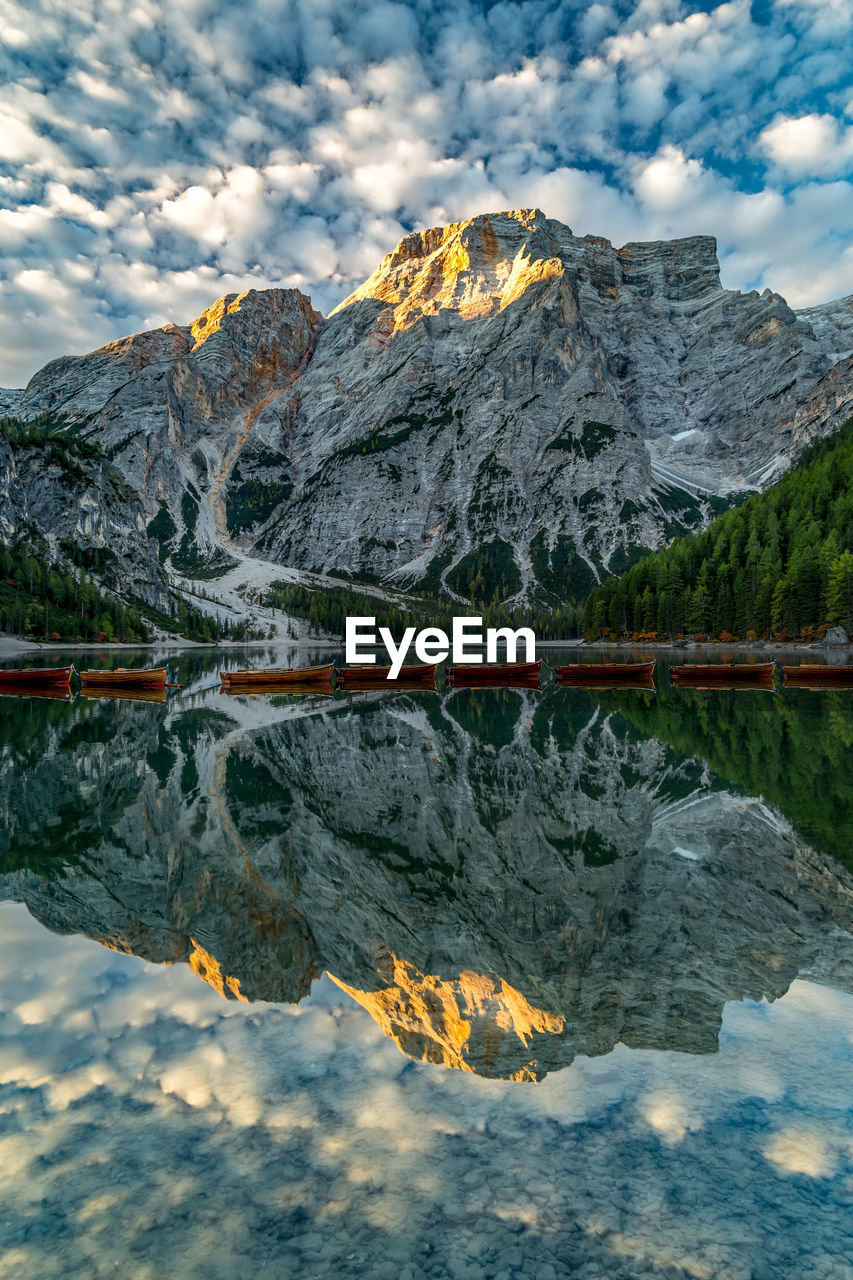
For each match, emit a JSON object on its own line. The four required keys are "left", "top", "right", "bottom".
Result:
{"left": 1, "top": 647, "right": 852, "bottom": 1279}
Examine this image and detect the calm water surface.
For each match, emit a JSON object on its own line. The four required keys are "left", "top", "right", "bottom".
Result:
{"left": 1, "top": 647, "right": 852, "bottom": 1279}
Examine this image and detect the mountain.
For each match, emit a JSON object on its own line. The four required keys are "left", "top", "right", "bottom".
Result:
{"left": 2, "top": 685, "right": 852, "bottom": 1080}
{"left": 3, "top": 209, "right": 853, "bottom": 617}
{"left": 257, "top": 213, "right": 852, "bottom": 603}
{"left": 581, "top": 418, "right": 853, "bottom": 640}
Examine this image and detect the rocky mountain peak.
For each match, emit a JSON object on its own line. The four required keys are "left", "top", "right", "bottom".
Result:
{"left": 3, "top": 211, "right": 853, "bottom": 615}
{"left": 332, "top": 210, "right": 724, "bottom": 336}
{"left": 188, "top": 286, "right": 323, "bottom": 357}
{"left": 331, "top": 208, "right": 561, "bottom": 329}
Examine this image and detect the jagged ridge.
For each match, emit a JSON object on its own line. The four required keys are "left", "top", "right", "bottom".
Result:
{"left": 2, "top": 211, "right": 853, "bottom": 613}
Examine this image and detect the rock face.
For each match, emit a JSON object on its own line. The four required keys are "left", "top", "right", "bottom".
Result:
{"left": 4, "top": 210, "right": 853, "bottom": 604}
{"left": 799, "top": 292, "right": 853, "bottom": 363}
{"left": 0, "top": 433, "right": 168, "bottom": 608}
{"left": 2, "top": 685, "right": 851, "bottom": 1080}
{"left": 8, "top": 288, "right": 323, "bottom": 579}
{"left": 260, "top": 212, "right": 851, "bottom": 599}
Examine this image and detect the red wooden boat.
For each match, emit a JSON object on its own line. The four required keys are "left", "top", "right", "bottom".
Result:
{"left": 446, "top": 660, "right": 542, "bottom": 688}
{"left": 0, "top": 665, "right": 73, "bottom": 689}
{"left": 669, "top": 662, "right": 777, "bottom": 685}
{"left": 79, "top": 666, "right": 173, "bottom": 690}
{"left": 781, "top": 664, "right": 853, "bottom": 687}
{"left": 220, "top": 663, "right": 334, "bottom": 689}
{"left": 554, "top": 660, "right": 656, "bottom": 685}
{"left": 335, "top": 663, "right": 437, "bottom": 688}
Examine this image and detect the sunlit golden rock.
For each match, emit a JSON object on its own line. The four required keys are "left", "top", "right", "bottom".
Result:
{"left": 328, "top": 955, "right": 564, "bottom": 1079}
{"left": 332, "top": 210, "right": 564, "bottom": 334}
{"left": 188, "top": 940, "right": 247, "bottom": 1001}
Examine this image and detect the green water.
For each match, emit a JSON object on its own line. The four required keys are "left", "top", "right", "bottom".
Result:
{"left": 0, "top": 647, "right": 851, "bottom": 1277}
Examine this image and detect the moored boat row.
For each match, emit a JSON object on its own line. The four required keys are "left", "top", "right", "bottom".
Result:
{"left": 2, "top": 658, "right": 853, "bottom": 700}
{"left": 217, "top": 656, "right": 853, "bottom": 692}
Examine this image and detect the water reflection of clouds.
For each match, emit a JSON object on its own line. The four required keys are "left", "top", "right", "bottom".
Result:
{"left": 1, "top": 903, "right": 852, "bottom": 1279}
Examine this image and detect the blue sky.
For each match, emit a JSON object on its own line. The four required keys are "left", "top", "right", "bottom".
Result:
{"left": 1, "top": 0, "right": 852, "bottom": 385}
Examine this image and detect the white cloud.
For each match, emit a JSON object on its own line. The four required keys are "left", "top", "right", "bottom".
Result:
{"left": 763, "top": 1126, "right": 839, "bottom": 1178}
{"left": 0, "top": 109, "right": 63, "bottom": 165}
{"left": 0, "top": 0, "right": 852, "bottom": 384}
{"left": 760, "top": 112, "right": 853, "bottom": 177}
{"left": 633, "top": 144, "right": 709, "bottom": 211}
{"left": 160, "top": 185, "right": 222, "bottom": 243}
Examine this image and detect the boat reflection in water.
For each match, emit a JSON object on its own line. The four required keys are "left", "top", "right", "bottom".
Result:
{"left": 221, "top": 681, "right": 335, "bottom": 699}
{"left": 78, "top": 686, "right": 174, "bottom": 704}
{"left": 336, "top": 663, "right": 437, "bottom": 688}
{"left": 0, "top": 686, "right": 74, "bottom": 702}
{"left": 446, "top": 660, "right": 542, "bottom": 689}
{"left": 1, "top": 680, "right": 851, "bottom": 1082}
{"left": 554, "top": 659, "right": 656, "bottom": 686}
{"left": 781, "top": 662, "right": 853, "bottom": 686}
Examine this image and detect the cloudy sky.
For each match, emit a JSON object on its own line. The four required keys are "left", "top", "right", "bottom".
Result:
{"left": 1, "top": 0, "right": 852, "bottom": 386}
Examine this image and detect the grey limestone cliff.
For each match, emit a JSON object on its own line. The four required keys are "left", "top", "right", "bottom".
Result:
{"left": 258, "top": 212, "right": 853, "bottom": 600}
{"left": 4, "top": 210, "right": 853, "bottom": 607}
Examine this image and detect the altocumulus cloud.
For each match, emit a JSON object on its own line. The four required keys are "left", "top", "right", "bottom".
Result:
{"left": 1, "top": 0, "right": 852, "bottom": 384}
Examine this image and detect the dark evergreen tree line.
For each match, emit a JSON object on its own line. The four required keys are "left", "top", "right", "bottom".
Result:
{"left": 582, "top": 419, "right": 853, "bottom": 641}
{"left": 605, "top": 687, "right": 853, "bottom": 873}
{"left": 0, "top": 543, "right": 259, "bottom": 645}
{"left": 264, "top": 581, "right": 580, "bottom": 642}
{"left": 0, "top": 543, "right": 150, "bottom": 642}
{"left": 0, "top": 412, "right": 104, "bottom": 472}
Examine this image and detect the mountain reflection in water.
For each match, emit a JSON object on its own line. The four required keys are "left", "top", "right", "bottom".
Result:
{"left": 1, "top": 674, "right": 852, "bottom": 1081}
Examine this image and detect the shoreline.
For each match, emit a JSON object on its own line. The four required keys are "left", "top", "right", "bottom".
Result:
{"left": 539, "top": 639, "right": 850, "bottom": 654}
{"left": 0, "top": 635, "right": 315, "bottom": 658}
{"left": 2, "top": 634, "right": 848, "bottom": 661}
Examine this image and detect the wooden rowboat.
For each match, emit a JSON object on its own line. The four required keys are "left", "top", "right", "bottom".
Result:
{"left": 0, "top": 665, "right": 73, "bottom": 688}
{"left": 554, "top": 660, "right": 656, "bottom": 685}
{"left": 781, "top": 664, "right": 853, "bottom": 686}
{"left": 669, "top": 662, "right": 777, "bottom": 685}
{"left": 79, "top": 666, "right": 173, "bottom": 690}
{"left": 446, "top": 661, "right": 542, "bottom": 688}
{"left": 220, "top": 663, "right": 334, "bottom": 689}
{"left": 335, "top": 663, "right": 437, "bottom": 687}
